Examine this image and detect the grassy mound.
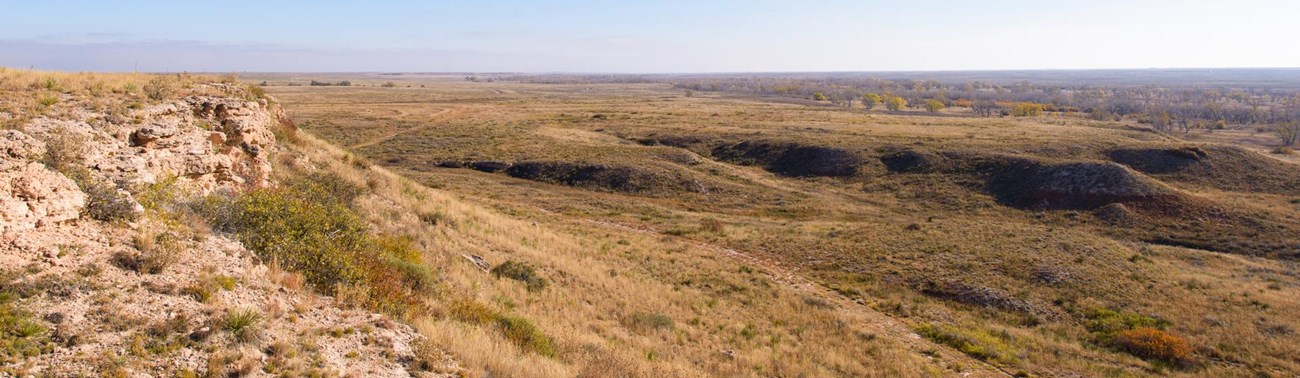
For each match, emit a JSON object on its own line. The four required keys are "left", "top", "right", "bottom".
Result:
{"left": 879, "top": 149, "right": 952, "bottom": 173}
{"left": 1109, "top": 145, "right": 1300, "bottom": 195}
{"left": 986, "top": 159, "right": 1189, "bottom": 210}
{"left": 504, "top": 160, "right": 702, "bottom": 194}
{"left": 709, "top": 140, "right": 868, "bottom": 177}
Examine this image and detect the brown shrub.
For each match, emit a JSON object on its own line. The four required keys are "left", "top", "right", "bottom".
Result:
{"left": 1112, "top": 327, "right": 1192, "bottom": 365}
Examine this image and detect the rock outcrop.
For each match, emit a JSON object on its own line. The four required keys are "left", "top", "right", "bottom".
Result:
{"left": 1, "top": 83, "right": 437, "bottom": 376}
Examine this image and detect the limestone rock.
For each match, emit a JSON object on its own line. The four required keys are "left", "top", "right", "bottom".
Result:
{"left": 0, "top": 162, "right": 85, "bottom": 233}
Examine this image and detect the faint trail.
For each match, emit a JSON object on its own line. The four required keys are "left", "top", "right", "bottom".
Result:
{"left": 584, "top": 219, "right": 1013, "bottom": 377}
{"left": 348, "top": 107, "right": 455, "bottom": 150}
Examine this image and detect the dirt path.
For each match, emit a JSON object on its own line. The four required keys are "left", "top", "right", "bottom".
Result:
{"left": 585, "top": 219, "right": 1013, "bottom": 377}
{"left": 348, "top": 107, "right": 456, "bottom": 150}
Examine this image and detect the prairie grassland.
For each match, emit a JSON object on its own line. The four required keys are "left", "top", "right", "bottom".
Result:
{"left": 282, "top": 131, "right": 989, "bottom": 377}
{"left": 266, "top": 76, "right": 1300, "bottom": 377}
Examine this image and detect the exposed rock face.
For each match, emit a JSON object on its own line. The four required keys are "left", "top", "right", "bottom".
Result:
{"left": 21, "top": 93, "right": 277, "bottom": 197}
{"left": 3, "top": 87, "right": 282, "bottom": 237}
{"left": 1, "top": 85, "right": 438, "bottom": 376}
{"left": 1, "top": 130, "right": 86, "bottom": 233}
{"left": 0, "top": 161, "right": 87, "bottom": 233}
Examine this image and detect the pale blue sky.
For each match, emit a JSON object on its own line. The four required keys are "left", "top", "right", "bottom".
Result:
{"left": 2, "top": 0, "right": 1297, "bottom": 72}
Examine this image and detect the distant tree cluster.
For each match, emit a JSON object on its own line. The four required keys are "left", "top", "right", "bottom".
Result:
{"left": 665, "top": 76, "right": 1300, "bottom": 144}
{"left": 494, "top": 72, "right": 1300, "bottom": 146}
{"left": 309, "top": 80, "right": 352, "bottom": 86}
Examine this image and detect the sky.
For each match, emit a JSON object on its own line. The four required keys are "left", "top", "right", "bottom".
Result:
{"left": 2, "top": 0, "right": 1298, "bottom": 73}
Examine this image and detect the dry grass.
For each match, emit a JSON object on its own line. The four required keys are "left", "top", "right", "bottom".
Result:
{"left": 253, "top": 75, "right": 1300, "bottom": 377}
{"left": 276, "top": 129, "right": 952, "bottom": 377}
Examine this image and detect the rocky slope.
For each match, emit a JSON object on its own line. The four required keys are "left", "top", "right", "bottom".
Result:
{"left": 0, "top": 82, "right": 441, "bottom": 376}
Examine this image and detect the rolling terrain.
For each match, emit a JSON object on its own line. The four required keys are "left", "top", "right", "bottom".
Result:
{"left": 2, "top": 69, "right": 1296, "bottom": 377}
{"left": 263, "top": 73, "right": 1300, "bottom": 377}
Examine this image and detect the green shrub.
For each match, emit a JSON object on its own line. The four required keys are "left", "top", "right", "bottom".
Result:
{"left": 1084, "top": 307, "right": 1167, "bottom": 343}
{"left": 37, "top": 94, "right": 58, "bottom": 107}
{"left": 1083, "top": 307, "right": 1190, "bottom": 365}
{"left": 223, "top": 309, "right": 262, "bottom": 343}
{"left": 198, "top": 173, "right": 370, "bottom": 291}
{"left": 0, "top": 290, "right": 53, "bottom": 363}
{"left": 450, "top": 299, "right": 555, "bottom": 357}
{"left": 498, "top": 315, "right": 555, "bottom": 357}
{"left": 491, "top": 260, "right": 547, "bottom": 292}
{"left": 81, "top": 178, "right": 140, "bottom": 223}
{"left": 916, "top": 323, "right": 1022, "bottom": 365}
{"left": 193, "top": 172, "right": 428, "bottom": 316}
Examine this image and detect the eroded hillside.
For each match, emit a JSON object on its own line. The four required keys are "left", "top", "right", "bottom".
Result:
{"left": 264, "top": 74, "right": 1300, "bottom": 378}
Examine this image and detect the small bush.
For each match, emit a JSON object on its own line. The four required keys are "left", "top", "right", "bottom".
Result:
{"left": 498, "top": 315, "right": 556, "bottom": 357}
{"left": 181, "top": 283, "right": 213, "bottom": 303}
{"left": 47, "top": 130, "right": 139, "bottom": 223}
{"left": 491, "top": 260, "right": 547, "bottom": 292}
{"left": 1084, "top": 307, "right": 1191, "bottom": 365}
{"left": 119, "top": 231, "right": 183, "bottom": 274}
{"left": 194, "top": 172, "right": 427, "bottom": 316}
{"left": 40, "top": 130, "right": 87, "bottom": 173}
{"left": 418, "top": 211, "right": 453, "bottom": 227}
{"left": 143, "top": 76, "right": 176, "bottom": 101}
{"left": 0, "top": 290, "right": 53, "bottom": 363}
{"left": 182, "top": 274, "right": 237, "bottom": 303}
{"left": 1084, "top": 307, "right": 1167, "bottom": 343}
{"left": 37, "top": 94, "right": 58, "bottom": 107}
{"left": 449, "top": 299, "right": 555, "bottom": 357}
{"left": 197, "top": 173, "right": 370, "bottom": 291}
{"left": 246, "top": 84, "right": 267, "bottom": 101}
{"left": 223, "top": 309, "right": 262, "bottom": 343}
{"left": 1112, "top": 328, "right": 1192, "bottom": 365}
{"left": 82, "top": 178, "right": 140, "bottom": 223}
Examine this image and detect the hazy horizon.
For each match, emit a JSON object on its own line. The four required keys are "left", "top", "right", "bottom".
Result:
{"left": 4, "top": 0, "right": 1299, "bottom": 73}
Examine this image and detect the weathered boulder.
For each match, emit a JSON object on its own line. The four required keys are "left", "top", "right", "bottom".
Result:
{"left": 0, "top": 130, "right": 46, "bottom": 171}
{"left": 1, "top": 161, "right": 85, "bottom": 233}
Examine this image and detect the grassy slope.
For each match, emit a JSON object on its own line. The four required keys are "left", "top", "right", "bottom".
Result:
{"left": 284, "top": 132, "right": 997, "bottom": 377}
{"left": 267, "top": 77, "right": 1300, "bottom": 377}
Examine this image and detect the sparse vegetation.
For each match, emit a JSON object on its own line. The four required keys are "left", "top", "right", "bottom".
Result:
{"left": 223, "top": 308, "right": 262, "bottom": 343}
{"left": 491, "top": 260, "right": 547, "bottom": 292}
{"left": 916, "top": 323, "right": 1022, "bottom": 365}
{"left": 0, "top": 290, "right": 52, "bottom": 364}
{"left": 143, "top": 75, "right": 176, "bottom": 101}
